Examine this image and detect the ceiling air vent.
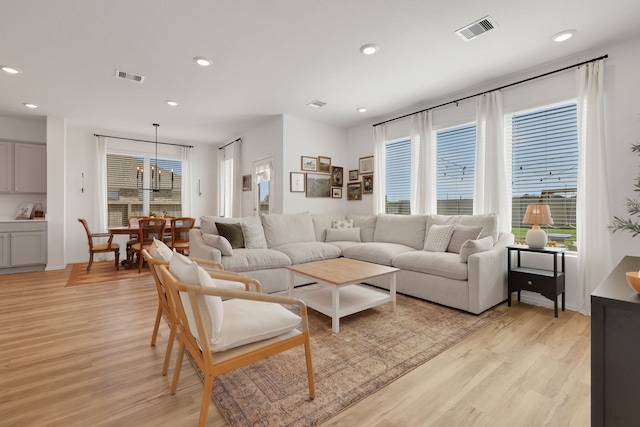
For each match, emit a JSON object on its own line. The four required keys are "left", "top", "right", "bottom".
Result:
{"left": 307, "top": 99, "right": 327, "bottom": 108}
{"left": 455, "top": 15, "right": 498, "bottom": 41}
{"left": 114, "top": 69, "right": 145, "bottom": 83}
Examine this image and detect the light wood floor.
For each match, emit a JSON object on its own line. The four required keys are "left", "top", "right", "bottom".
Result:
{"left": 0, "top": 266, "right": 590, "bottom": 426}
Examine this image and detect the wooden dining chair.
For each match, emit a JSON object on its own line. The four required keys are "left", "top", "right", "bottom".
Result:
{"left": 159, "top": 254, "right": 315, "bottom": 426}
{"left": 125, "top": 215, "right": 148, "bottom": 262}
{"left": 77, "top": 218, "right": 120, "bottom": 273}
{"left": 130, "top": 218, "right": 166, "bottom": 273}
{"left": 167, "top": 217, "right": 195, "bottom": 254}
{"left": 142, "top": 242, "right": 260, "bottom": 376}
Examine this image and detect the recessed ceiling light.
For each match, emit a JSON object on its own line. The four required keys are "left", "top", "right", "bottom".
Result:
{"left": 23, "top": 103, "right": 38, "bottom": 109}
{"left": 360, "top": 44, "right": 379, "bottom": 55}
{"left": 307, "top": 99, "right": 327, "bottom": 108}
{"left": 1, "top": 66, "right": 21, "bottom": 74}
{"left": 193, "top": 56, "right": 212, "bottom": 67}
{"left": 357, "top": 107, "right": 367, "bottom": 113}
{"left": 166, "top": 100, "right": 178, "bottom": 107}
{"left": 552, "top": 30, "right": 576, "bottom": 42}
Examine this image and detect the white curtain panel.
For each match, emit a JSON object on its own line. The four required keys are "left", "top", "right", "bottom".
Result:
{"left": 217, "top": 148, "right": 226, "bottom": 216}
{"left": 474, "top": 90, "right": 511, "bottom": 233}
{"left": 96, "top": 136, "right": 108, "bottom": 230}
{"left": 181, "top": 146, "right": 192, "bottom": 217}
{"left": 576, "top": 59, "right": 613, "bottom": 315}
{"left": 232, "top": 140, "right": 242, "bottom": 218}
{"left": 410, "top": 110, "right": 436, "bottom": 214}
{"left": 372, "top": 124, "right": 387, "bottom": 215}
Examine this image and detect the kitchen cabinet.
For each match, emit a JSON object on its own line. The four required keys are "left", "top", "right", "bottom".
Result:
{"left": 0, "top": 140, "right": 46, "bottom": 194}
{"left": 0, "top": 221, "right": 47, "bottom": 274}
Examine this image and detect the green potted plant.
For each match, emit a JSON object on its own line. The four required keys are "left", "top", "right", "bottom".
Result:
{"left": 610, "top": 143, "right": 640, "bottom": 236}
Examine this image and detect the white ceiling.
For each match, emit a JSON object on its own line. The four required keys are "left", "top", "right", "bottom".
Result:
{"left": 1, "top": 0, "right": 639, "bottom": 145}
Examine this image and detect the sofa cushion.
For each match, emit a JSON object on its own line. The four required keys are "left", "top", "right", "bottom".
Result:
{"left": 326, "top": 241, "right": 360, "bottom": 252}
{"left": 332, "top": 219, "right": 353, "bottom": 229}
{"left": 241, "top": 222, "right": 268, "bottom": 249}
{"left": 261, "top": 212, "right": 316, "bottom": 247}
{"left": 393, "top": 251, "right": 468, "bottom": 281}
{"left": 347, "top": 214, "right": 377, "bottom": 242}
{"left": 216, "top": 222, "right": 244, "bottom": 249}
{"left": 273, "top": 242, "right": 341, "bottom": 264}
{"left": 220, "top": 248, "right": 291, "bottom": 272}
{"left": 200, "top": 215, "right": 261, "bottom": 235}
{"left": 459, "top": 237, "right": 494, "bottom": 262}
{"left": 311, "top": 213, "right": 346, "bottom": 242}
{"left": 427, "top": 213, "right": 498, "bottom": 243}
{"left": 325, "top": 227, "right": 361, "bottom": 242}
{"left": 373, "top": 214, "right": 429, "bottom": 250}
{"left": 447, "top": 225, "right": 483, "bottom": 254}
{"left": 424, "top": 224, "right": 454, "bottom": 252}
{"left": 201, "top": 233, "right": 233, "bottom": 256}
{"left": 342, "top": 242, "right": 416, "bottom": 266}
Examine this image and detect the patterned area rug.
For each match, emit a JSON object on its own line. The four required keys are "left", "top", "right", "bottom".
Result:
{"left": 66, "top": 260, "right": 150, "bottom": 286}
{"left": 194, "top": 291, "right": 505, "bottom": 426}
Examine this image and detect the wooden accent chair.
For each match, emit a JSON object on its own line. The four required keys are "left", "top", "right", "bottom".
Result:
{"left": 130, "top": 218, "right": 166, "bottom": 273}
{"left": 77, "top": 218, "right": 120, "bottom": 273}
{"left": 159, "top": 254, "right": 315, "bottom": 426}
{"left": 167, "top": 217, "right": 195, "bottom": 254}
{"left": 142, "top": 243, "right": 258, "bottom": 376}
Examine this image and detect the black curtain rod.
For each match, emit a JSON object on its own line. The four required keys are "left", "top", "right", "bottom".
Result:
{"left": 373, "top": 54, "right": 609, "bottom": 127}
{"left": 94, "top": 133, "right": 193, "bottom": 148}
{"left": 218, "top": 137, "right": 242, "bottom": 150}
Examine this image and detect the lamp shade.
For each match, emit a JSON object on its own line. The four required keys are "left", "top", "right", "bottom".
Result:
{"left": 522, "top": 204, "right": 554, "bottom": 226}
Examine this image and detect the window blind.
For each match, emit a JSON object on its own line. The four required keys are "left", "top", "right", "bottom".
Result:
{"left": 436, "top": 124, "right": 476, "bottom": 215}
{"left": 385, "top": 138, "right": 411, "bottom": 215}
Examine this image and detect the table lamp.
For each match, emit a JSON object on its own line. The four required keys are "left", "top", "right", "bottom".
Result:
{"left": 522, "top": 204, "right": 554, "bottom": 248}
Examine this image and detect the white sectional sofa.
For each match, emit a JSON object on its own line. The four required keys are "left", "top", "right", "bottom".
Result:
{"left": 189, "top": 212, "right": 514, "bottom": 315}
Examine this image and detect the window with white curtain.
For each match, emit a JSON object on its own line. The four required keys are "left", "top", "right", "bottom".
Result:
{"left": 436, "top": 123, "right": 476, "bottom": 215}
{"left": 508, "top": 101, "right": 578, "bottom": 248}
{"left": 385, "top": 138, "right": 411, "bottom": 214}
{"left": 254, "top": 157, "right": 273, "bottom": 215}
{"left": 106, "top": 153, "right": 182, "bottom": 227}
{"left": 222, "top": 157, "right": 234, "bottom": 218}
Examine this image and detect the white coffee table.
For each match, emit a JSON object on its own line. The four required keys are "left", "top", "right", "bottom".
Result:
{"left": 286, "top": 258, "right": 399, "bottom": 333}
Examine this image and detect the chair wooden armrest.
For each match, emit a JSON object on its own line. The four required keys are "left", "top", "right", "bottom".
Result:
{"left": 190, "top": 258, "right": 224, "bottom": 270}
{"left": 201, "top": 268, "right": 262, "bottom": 293}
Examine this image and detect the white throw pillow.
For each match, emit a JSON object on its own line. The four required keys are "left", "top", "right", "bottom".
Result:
{"left": 332, "top": 219, "right": 354, "bottom": 229}
{"left": 459, "top": 236, "right": 494, "bottom": 262}
{"left": 424, "top": 224, "right": 455, "bottom": 252}
{"left": 446, "top": 225, "right": 483, "bottom": 254}
{"left": 201, "top": 233, "right": 233, "bottom": 256}
{"left": 169, "top": 253, "right": 224, "bottom": 341}
{"left": 241, "top": 222, "right": 268, "bottom": 249}
{"left": 325, "top": 227, "right": 361, "bottom": 242}
{"left": 149, "top": 237, "right": 174, "bottom": 260}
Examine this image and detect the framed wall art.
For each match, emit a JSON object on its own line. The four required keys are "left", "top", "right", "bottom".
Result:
{"left": 347, "top": 182, "right": 362, "bottom": 201}
{"left": 290, "top": 172, "right": 306, "bottom": 192}
{"left": 332, "top": 187, "right": 342, "bottom": 198}
{"left": 362, "top": 174, "right": 373, "bottom": 194}
{"left": 318, "top": 156, "right": 331, "bottom": 173}
{"left": 16, "top": 203, "right": 34, "bottom": 220}
{"left": 348, "top": 169, "right": 359, "bottom": 181}
{"left": 359, "top": 156, "right": 374, "bottom": 174}
{"left": 242, "top": 174, "right": 252, "bottom": 191}
{"left": 306, "top": 173, "right": 331, "bottom": 197}
{"left": 330, "top": 166, "right": 343, "bottom": 187}
{"left": 301, "top": 156, "right": 317, "bottom": 171}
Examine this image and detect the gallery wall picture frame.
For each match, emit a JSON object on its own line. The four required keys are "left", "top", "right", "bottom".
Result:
{"left": 332, "top": 187, "right": 342, "bottom": 198}
{"left": 330, "top": 166, "right": 344, "bottom": 187}
{"left": 359, "top": 156, "right": 374, "bottom": 174}
{"left": 348, "top": 169, "right": 359, "bottom": 181}
{"left": 290, "top": 172, "right": 306, "bottom": 192}
{"left": 362, "top": 174, "right": 373, "bottom": 194}
{"left": 347, "top": 182, "right": 362, "bottom": 201}
{"left": 301, "top": 156, "right": 317, "bottom": 171}
{"left": 242, "top": 174, "right": 252, "bottom": 191}
{"left": 318, "top": 156, "right": 331, "bottom": 173}
{"left": 306, "top": 173, "right": 331, "bottom": 198}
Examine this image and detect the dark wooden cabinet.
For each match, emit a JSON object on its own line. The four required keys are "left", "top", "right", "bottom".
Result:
{"left": 507, "top": 245, "right": 566, "bottom": 317}
{"left": 591, "top": 256, "right": 640, "bottom": 427}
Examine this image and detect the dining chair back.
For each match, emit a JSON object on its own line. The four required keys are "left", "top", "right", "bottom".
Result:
{"left": 130, "top": 218, "right": 166, "bottom": 273}
{"left": 77, "top": 218, "right": 120, "bottom": 273}
{"left": 168, "top": 217, "right": 195, "bottom": 254}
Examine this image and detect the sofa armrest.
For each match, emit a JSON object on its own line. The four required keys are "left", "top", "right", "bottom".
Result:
{"left": 188, "top": 228, "right": 222, "bottom": 263}
{"left": 467, "top": 232, "right": 515, "bottom": 314}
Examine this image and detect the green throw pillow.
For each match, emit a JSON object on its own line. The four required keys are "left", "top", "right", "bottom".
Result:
{"left": 215, "top": 222, "right": 245, "bottom": 249}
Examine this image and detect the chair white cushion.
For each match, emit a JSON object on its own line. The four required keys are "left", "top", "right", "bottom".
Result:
{"left": 212, "top": 299, "right": 301, "bottom": 352}
{"left": 170, "top": 253, "right": 224, "bottom": 340}
{"left": 149, "top": 237, "right": 174, "bottom": 260}
{"left": 424, "top": 224, "right": 454, "bottom": 252}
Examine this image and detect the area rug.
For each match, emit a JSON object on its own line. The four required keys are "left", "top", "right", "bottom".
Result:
{"left": 66, "top": 260, "right": 150, "bottom": 287}
{"left": 192, "top": 292, "right": 504, "bottom": 426}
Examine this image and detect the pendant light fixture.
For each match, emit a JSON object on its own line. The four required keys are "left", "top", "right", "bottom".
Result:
{"left": 136, "top": 123, "right": 173, "bottom": 192}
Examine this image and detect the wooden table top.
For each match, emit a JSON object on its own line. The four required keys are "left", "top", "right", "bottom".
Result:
{"left": 286, "top": 258, "right": 399, "bottom": 285}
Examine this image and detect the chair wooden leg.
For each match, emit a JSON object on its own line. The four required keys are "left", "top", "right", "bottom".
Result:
{"left": 151, "top": 306, "right": 162, "bottom": 346}
{"left": 138, "top": 250, "right": 144, "bottom": 273}
{"left": 86, "top": 253, "right": 94, "bottom": 273}
{"left": 162, "top": 321, "right": 177, "bottom": 376}
{"left": 303, "top": 335, "right": 316, "bottom": 399}
{"left": 171, "top": 341, "right": 185, "bottom": 395}
{"left": 199, "top": 375, "right": 214, "bottom": 426}
{"left": 114, "top": 249, "right": 120, "bottom": 271}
